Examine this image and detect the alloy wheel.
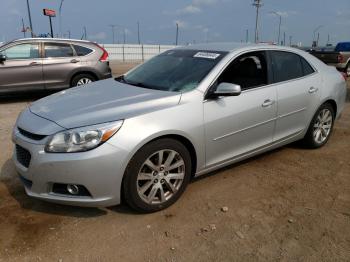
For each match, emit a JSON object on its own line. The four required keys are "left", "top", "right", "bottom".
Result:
{"left": 136, "top": 149, "right": 185, "bottom": 205}
{"left": 77, "top": 78, "right": 92, "bottom": 86}
{"left": 313, "top": 108, "right": 333, "bottom": 144}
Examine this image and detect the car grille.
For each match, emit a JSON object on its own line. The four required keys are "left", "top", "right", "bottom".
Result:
{"left": 16, "top": 145, "right": 31, "bottom": 168}
{"left": 18, "top": 127, "right": 47, "bottom": 141}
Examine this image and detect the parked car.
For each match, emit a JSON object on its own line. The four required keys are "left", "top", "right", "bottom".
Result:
{"left": 0, "top": 38, "right": 112, "bottom": 94}
{"left": 310, "top": 42, "right": 350, "bottom": 76}
{"left": 12, "top": 43, "right": 347, "bottom": 212}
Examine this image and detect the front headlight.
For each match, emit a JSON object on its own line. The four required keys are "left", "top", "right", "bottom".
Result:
{"left": 45, "top": 120, "right": 123, "bottom": 153}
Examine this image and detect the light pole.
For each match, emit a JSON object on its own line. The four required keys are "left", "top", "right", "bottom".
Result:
{"left": 59, "top": 0, "right": 64, "bottom": 37}
{"left": 313, "top": 25, "right": 323, "bottom": 47}
{"left": 175, "top": 23, "right": 179, "bottom": 45}
{"left": 26, "top": 0, "right": 34, "bottom": 37}
{"left": 137, "top": 21, "right": 141, "bottom": 44}
{"left": 270, "top": 11, "right": 282, "bottom": 45}
{"left": 21, "top": 18, "right": 26, "bottom": 38}
{"left": 252, "top": 0, "right": 262, "bottom": 43}
{"left": 109, "top": 25, "right": 117, "bottom": 44}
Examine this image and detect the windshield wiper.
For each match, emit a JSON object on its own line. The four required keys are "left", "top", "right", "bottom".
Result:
{"left": 115, "top": 76, "right": 154, "bottom": 90}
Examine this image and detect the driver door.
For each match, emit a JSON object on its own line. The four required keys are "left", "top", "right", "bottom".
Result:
{"left": 0, "top": 42, "right": 44, "bottom": 92}
{"left": 204, "top": 51, "right": 277, "bottom": 167}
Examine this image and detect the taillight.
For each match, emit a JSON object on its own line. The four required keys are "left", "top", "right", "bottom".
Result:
{"left": 94, "top": 43, "right": 109, "bottom": 62}
{"left": 337, "top": 54, "right": 344, "bottom": 63}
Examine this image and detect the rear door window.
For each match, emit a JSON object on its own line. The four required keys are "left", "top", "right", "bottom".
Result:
{"left": 3, "top": 43, "right": 39, "bottom": 60}
{"left": 44, "top": 43, "right": 74, "bottom": 58}
{"left": 73, "top": 45, "right": 93, "bottom": 56}
{"left": 270, "top": 51, "right": 303, "bottom": 83}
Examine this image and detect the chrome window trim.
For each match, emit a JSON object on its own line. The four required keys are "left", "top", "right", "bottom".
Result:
{"left": 0, "top": 42, "right": 41, "bottom": 61}
{"left": 202, "top": 48, "right": 319, "bottom": 101}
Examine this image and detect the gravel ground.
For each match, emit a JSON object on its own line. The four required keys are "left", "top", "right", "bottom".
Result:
{"left": 0, "top": 64, "right": 349, "bottom": 262}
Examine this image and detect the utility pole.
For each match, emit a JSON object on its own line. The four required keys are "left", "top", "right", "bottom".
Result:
{"left": 109, "top": 25, "right": 117, "bottom": 44}
{"left": 283, "top": 32, "right": 286, "bottom": 46}
{"left": 317, "top": 32, "right": 320, "bottom": 47}
{"left": 252, "top": 0, "right": 262, "bottom": 43}
{"left": 175, "top": 23, "right": 179, "bottom": 45}
{"left": 289, "top": 35, "right": 292, "bottom": 46}
{"left": 137, "top": 21, "right": 141, "bottom": 44}
{"left": 246, "top": 29, "right": 249, "bottom": 43}
{"left": 21, "top": 18, "right": 26, "bottom": 38}
{"left": 26, "top": 0, "right": 34, "bottom": 37}
{"left": 67, "top": 30, "right": 71, "bottom": 39}
{"left": 59, "top": 0, "right": 64, "bottom": 37}
{"left": 123, "top": 28, "right": 126, "bottom": 44}
{"left": 270, "top": 11, "right": 282, "bottom": 45}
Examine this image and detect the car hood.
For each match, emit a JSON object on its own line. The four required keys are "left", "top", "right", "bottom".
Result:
{"left": 30, "top": 79, "right": 182, "bottom": 129}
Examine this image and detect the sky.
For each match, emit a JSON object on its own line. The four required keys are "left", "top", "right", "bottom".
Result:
{"left": 1, "top": 0, "right": 349, "bottom": 46}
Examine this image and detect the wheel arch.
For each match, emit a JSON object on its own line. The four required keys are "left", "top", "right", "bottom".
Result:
{"left": 322, "top": 99, "right": 338, "bottom": 117}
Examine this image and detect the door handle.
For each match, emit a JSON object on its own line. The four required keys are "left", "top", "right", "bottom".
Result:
{"left": 29, "top": 62, "right": 41, "bottom": 66}
{"left": 308, "top": 87, "right": 319, "bottom": 94}
{"left": 262, "top": 99, "right": 274, "bottom": 108}
{"left": 70, "top": 59, "right": 79, "bottom": 63}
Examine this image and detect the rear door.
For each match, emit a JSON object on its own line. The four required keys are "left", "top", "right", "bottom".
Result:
{"left": 42, "top": 42, "right": 81, "bottom": 89}
{"left": 0, "top": 42, "right": 44, "bottom": 92}
{"left": 270, "top": 51, "right": 321, "bottom": 141}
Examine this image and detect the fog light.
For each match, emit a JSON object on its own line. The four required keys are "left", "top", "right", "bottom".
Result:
{"left": 67, "top": 184, "right": 79, "bottom": 195}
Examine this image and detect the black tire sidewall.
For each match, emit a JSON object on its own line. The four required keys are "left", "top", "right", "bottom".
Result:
{"left": 123, "top": 138, "right": 192, "bottom": 213}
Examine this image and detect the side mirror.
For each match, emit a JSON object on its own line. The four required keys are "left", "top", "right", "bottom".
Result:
{"left": 211, "top": 82, "right": 241, "bottom": 98}
{"left": 0, "top": 53, "right": 6, "bottom": 63}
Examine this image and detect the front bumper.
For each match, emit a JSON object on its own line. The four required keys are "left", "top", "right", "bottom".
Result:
{"left": 12, "top": 128, "right": 129, "bottom": 207}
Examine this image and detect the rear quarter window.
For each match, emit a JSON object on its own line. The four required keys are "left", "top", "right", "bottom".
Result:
{"left": 301, "top": 57, "right": 315, "bottom": 76}
{"left": 73, "top": 45, "right": 93, "bottom": 56}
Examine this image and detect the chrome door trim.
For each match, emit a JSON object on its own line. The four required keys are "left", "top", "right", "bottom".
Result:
{"left": 213, "top": 117, "right": 277, "bottom": 141}
{"left": 196, "top": 130, "right": 304, "bottom": 176}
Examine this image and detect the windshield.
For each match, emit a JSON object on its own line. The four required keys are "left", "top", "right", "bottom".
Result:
{"left": 121, "top": 49, "right": 227, "bottom": 92}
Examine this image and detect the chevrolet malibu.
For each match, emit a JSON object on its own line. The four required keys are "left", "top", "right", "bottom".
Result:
{"left": 12, "top": 43, "right": 347, "bottom": 212}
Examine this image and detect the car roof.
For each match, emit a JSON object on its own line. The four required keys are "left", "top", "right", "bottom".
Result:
{"left": 178, "top": 42, "right": 302, "bottom": 53}
{"left": 12, "top": 38, "right": 93, "bottom": 44}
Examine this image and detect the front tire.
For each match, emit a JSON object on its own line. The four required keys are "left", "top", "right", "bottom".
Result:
{"left": 123, "top": 138, "right": 192, "bottom": 213}
{"left": 302, "top": 103, "right": 335, "bottom": 148}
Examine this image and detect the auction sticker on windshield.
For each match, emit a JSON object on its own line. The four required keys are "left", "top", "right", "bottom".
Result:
{"left": 194, "top": 52, "right": 221, "bottom": 59}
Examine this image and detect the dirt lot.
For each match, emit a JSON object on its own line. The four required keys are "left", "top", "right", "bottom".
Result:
{"left": 0, "top": 64, "right": 349, "bottom": 262}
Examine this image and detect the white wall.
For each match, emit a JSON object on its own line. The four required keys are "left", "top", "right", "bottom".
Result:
{"left": 101, "top": 44, "right": 176, "bottom": 61}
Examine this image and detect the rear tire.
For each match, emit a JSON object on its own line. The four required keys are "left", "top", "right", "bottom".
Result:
{"left": 301, "top": 103, "right": 335, "bottom": 148}
{"left": 122, "top": 138, "right": 192, "bottom": 213}
{"left": 71, "top": 74, "right": 95, "bottom": 87}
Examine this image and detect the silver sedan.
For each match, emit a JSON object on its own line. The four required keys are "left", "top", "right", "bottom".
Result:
{"left": 12, "top": 43, "right": 347, "bottom": 212}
